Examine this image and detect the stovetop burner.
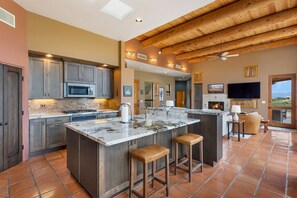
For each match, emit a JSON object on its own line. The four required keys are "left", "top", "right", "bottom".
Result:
{"left": 63, "top": 109, "right": 97, "bottom": 114}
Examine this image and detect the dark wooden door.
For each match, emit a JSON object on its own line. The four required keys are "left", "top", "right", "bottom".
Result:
{"left": 194, "top": 83, "right": 203, "bottom": 109}
{"left": 3, "top": 65, "right": 22, "bottom": 170}
{"left": 0, "top": 65, "right": 4, "bottom": 171}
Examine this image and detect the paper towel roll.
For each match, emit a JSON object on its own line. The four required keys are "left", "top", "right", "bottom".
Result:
{"left": 121, "top": 106, "right": 129, "bottom": 123}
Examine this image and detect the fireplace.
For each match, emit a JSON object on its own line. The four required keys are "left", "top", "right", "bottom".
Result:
{"left": 208, "top": 101, "right": 224, "bottom": 111}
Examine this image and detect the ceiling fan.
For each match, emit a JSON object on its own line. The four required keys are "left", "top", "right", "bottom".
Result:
{"left": 217, "top": 52, "right": 239, "bottom": 61}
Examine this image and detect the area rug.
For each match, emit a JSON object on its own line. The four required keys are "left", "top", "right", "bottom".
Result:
{"left": 262, "top": 126, "right": 297, "bottom": 133}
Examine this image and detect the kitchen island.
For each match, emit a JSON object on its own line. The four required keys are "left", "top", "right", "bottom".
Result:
{"left": 65, "top": 113, "right": 199, "bottom": 198}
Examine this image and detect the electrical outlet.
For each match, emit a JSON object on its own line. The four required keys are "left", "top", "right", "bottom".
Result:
{"left": 40, "top": 104, "right": 46, "bottom": 108}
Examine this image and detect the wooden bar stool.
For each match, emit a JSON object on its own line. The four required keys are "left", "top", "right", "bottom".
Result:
{"left": 129, "top": 144, "right": 170, "bottom": 198}
{"left": 175, "top": 133, "right": 203, "bottom": 182}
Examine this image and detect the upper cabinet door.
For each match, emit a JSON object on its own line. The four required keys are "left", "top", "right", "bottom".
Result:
{"left": 64, "top": 62, "right": 82, "bottom": 83}
{"left": 47, "top": 60, "right": 63, "bottom": 99}
{"left": 105, "top": 69, "right": 113, "bottom": 98}
{"left": 82, "top": 65, "right": 96, "bottom": 84}
{"left": 29, "top": 57, "right": 63, "bottom": 99}
{"left": 29, "top": 57, "right": 46, "bottom": 99}
{"left": 96, "top": 68, "right": 104, "bottom": 98}
{"left": 96, "top": 68, "right": 113, "bottom": 99}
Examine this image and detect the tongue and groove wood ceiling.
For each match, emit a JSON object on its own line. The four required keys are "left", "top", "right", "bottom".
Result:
{"left": 134, "top": 0, "right": 297, "bottom": 64}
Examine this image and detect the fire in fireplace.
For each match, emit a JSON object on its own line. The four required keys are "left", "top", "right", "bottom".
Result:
{"left": 208, "top": 101, "right": 224, "bottom": 111}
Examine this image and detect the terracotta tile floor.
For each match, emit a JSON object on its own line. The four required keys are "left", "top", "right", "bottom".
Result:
{"left": 0, "top": 129, "right": 296, "bottom": 198}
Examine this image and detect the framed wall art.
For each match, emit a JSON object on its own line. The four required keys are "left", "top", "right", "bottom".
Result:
{"left": 123, "top": 86, "right": 132, "bottom": 97}
{"left": 244, "top": 65, "right": 258, "bottom": 78}
{"left": 208, "top": 83, "right": 224, "bottom": 93}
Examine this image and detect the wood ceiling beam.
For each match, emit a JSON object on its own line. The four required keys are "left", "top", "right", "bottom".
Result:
{"left": 140, "top": 0, "right": 279, "bottom": 48}
{"left": 188, "top": 37, "right": 297, "bottom": 63}
{"left": 162, "top": 7, "right": 297, "bottom": 55}
{"left": 176, "top": 25, "right": 297, "bottom": 60}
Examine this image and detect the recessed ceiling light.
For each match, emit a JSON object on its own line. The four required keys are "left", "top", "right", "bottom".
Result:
{"left": 101, "top": 0, "right": 135, "bottom": 21}
{"left": 158, "top": 50, "right": 162, "bottom": 54}
{"left": 102, "top": 64, "right": 108, "bottom": 67}
{"left": 135, "top": 18, "right": 143, "bottom": 23}
{"left": 45, "top": 54, "right": 53, "bottom": 58}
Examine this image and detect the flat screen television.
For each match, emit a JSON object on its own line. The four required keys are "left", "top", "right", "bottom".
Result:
{"left": 228, "top": 82, "right": 260, "bottom": 99}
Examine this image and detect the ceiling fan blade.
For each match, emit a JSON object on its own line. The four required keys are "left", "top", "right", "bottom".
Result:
{"left": 221, "top": 52, "right": 229, "bottom": 56}
{"left": 226, "top": 54, "right": 239, "bottom": 57}
{"left": 221, "top": 57, "right": 227, "bottom": 61}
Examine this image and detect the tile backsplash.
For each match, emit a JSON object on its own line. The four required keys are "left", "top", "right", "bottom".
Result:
{"left": 29, "top": 98, "right": 119, "bottom": 114}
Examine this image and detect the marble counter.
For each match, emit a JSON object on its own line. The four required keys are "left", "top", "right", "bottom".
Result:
{"left": 64, "top": 115, "right": 200, "bottom": 146}
{"left": 187, "top": 109, "right": 229, "bottom": 116}
{"left": 29, "top": 109, "right": 119, "bottom": 119}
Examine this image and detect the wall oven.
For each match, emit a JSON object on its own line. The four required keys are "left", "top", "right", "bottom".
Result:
{"left": 64, "top": 83, "right": 95, "bottom": 98}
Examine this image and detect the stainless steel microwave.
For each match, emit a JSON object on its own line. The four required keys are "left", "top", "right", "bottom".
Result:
{"left": 64, "top": 83, "right": 96, "bottom": 98}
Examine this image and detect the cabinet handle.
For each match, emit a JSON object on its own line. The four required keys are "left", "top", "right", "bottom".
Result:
{"left": 0, "top": 123, "right": 2, "bottom": 126}
{"left": 4, "top": 123, "right": 8, "bottom": 126}
{"left": 48, "top": 93, "right": 50, "bottom": 97}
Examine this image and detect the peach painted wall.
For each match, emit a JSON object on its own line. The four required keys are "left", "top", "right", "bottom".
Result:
{"left": 126, "top": 39, "right": 190, "bottom": 73}
{"left": 27, "top": 12, "right": 120, "bottom": 66}
{"left": 120, "top": 42, "right": 135, "bottom": 113}
{"left": 190, "top": 45, "right": 297, "bottom": 126}
{"left": 0, "top": 0, "right": 29, "bottom": 160}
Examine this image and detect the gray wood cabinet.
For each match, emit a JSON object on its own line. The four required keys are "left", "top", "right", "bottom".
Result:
{"left": 80, "top": 135, "right": 98, "bottom": 198}
{"left": 29, "top": 57, "right": 63, "bottom": 99}
{"left": 97, "top": 112, "right": 118, "bottom": 119}
{"left": 46, "top": 117, "right": 69, "bottom": 149}
{"left": 188, "top": 113, "right": 223, "bottom": 166}
{"left": 64, "top": 62, "right": 96, "bottom": 84}
{"left": 66, "top": 125, "right": 189, "bottom": 197}
{"left": 29, "top": 119, "right": 46, "bottom": 153}
{"left": 96, "top": 68, "right": 113, "bottom": 98}
{"left": 29, "top": 117, "right": 69, "bottom": 156}
{"left": 0, "top": 65, "right": 22, "bottom": 172}
{"left": 66, "top": 129, "right": 80, "bottom": 179}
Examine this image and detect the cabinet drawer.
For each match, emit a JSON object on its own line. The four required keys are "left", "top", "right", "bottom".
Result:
{"left": 97, "top": 112, "right": 118, "bottom": 119}
{"left": 47, "top": 117, "right": 70, "bottom": 124}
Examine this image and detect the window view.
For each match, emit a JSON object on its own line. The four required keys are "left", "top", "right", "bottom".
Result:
{"left": 272, "top": 79, "right": 291, "bottom": 123}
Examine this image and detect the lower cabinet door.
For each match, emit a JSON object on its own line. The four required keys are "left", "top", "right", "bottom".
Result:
{"left": 46, "top": 124, "right": 66, "bottom": 149}
{"left": 80, "top": 135, "right": 98, "bottom": 198}
{"left": 29, "top": 119, "right": 46, "bottom": 154}
{"left": 66, "top": 130, "right": 80, "bottom": 180}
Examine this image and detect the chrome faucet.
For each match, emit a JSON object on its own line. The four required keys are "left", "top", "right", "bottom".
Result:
{"left": 119, "top": 103, "right": 133, "bottom": 122}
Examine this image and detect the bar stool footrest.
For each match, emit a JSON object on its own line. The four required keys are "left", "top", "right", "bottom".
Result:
{"left": 177, "top": 157, "right": 189, "bottom": 167}
{"left": 177, "top": 159, "right": 202, "bottom": 173}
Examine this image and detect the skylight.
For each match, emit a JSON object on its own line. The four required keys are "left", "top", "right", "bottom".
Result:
{"left": 101, "top": 0, "right": 135, "bottom": 21}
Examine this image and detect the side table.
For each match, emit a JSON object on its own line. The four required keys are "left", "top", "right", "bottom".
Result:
{"left": 261, "top": 120, "right": 270, "bottom": 133}
{"left": 227, "top": 120, "right": 245, "bottom": 142}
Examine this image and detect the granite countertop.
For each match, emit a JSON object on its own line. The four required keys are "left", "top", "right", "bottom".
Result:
{"left": 187, "top": 109, "right": 230, "bottom": 116}
{"left": 64, "top": 115, "right": 200, "bottom": 146}
{"left": 29, "top": 109, "right": 119, "bottom": 119}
